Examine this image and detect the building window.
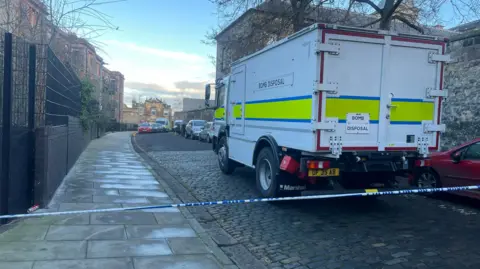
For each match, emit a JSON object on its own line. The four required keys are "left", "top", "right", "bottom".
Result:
{"left": 221, "top": 47, "right": 226, "bottom": 71}
{"left": 151, "top": 108, "right": 156, "bottom": 116}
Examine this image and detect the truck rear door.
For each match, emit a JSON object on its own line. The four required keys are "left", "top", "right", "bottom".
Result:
{"left": 317, "top": 30, "right": 385, "bottom": 151}
{"left": 382, "top": 37, "right": 445, "bottom": 152}
{"left": 317, "top": 29, "right": 445, "bottom": 154}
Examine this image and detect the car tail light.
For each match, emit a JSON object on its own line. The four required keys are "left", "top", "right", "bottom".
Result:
{"left": 415, "top": 159, "right": 432, "bottom": 167}
{"left": 307, "top": 160, "right": 331, "bottom": 169}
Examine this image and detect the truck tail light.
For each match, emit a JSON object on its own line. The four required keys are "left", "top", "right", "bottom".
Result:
{"left": 280, "top": 155, "right": 299, "bottom": 174}
{"left": 415, "top": 159, "right": 432, "bottom": 167}
{"left": 307, "top": 160, "right": 331, "bottom": 169}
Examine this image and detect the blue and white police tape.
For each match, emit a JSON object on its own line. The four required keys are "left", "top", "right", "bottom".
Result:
{"left": 0, "top": 185, "right": 479, "bottom": 220}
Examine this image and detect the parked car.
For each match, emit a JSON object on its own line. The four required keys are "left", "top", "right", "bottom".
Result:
{"left": 412, "top": 138, "right": 480, "bottom": 199}
{"left": 184, "top": 120, "right": 206, "bottom": 140}
{"left": 173, "top": 120, "right": 183, "bottom": 134}
{"left": 151, "top": 123, "right": 163, "bottom": 133}
{"left": 137, "top": 122, "right": 152, "bottom": 134}
{"left": 199, "top": 122, "right": 214, "bottom": 143}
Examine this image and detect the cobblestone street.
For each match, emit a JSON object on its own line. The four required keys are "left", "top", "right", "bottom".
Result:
{"left": 135, "top": 132, "right": 480, "bottom": 269}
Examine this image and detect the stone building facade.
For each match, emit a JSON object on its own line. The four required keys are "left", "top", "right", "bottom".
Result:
{"left": 442, "top": 29, "right": 480, "bottom": 149}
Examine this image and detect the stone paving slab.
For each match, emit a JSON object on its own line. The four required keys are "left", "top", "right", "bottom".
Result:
{"left": 90, "top": 212, "right": 158, "bottom": 225}
{"left": 45, "top": 225, "right": 126, "bottom": 240}
{"left": 125, "top": 225, "right": 196, "bottom": 239}
{"left": 64, "top": 188, "right": 121, "bottom": 196}
{"left": 119, "top": 189, "right": 169, "bottom": 198}
{"left": 22, "top": 214, "right": 90, "bottom": 225}
{"left": 88, "top": 179, "right": 159, "bottom": 185}
{"left": 58, "top": 202, "right": 118, "bottom": 211}
{"left": 33, "top": 258, "right": 134, "bottom": 269}
{"left": 0, "top": 261, "right": 34, "bottom": 269}
{"left": 134, "top": 255, "right": 222, "bottom": 269}
{"left": 0, "top": 224, "right": 49, "bottom": 241}
{"left": 122, "top": 203, "right": 180, "bottom": 213}
{"left": 87, "top": 239, "right": 173, "bottom": 258}
{"left": 168, "top": 237, "right": 212, "bottom": 255}
{"left": 92, "top": 195, "right": 150, "bottom": 204}
{"left": 0, "top": 241, "right": 87, "bottom": 261}
{"left": 94, "top": 183, "right": 163, "bottom": 190}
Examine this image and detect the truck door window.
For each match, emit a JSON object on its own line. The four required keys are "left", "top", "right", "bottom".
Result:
{"left": 216, "top": 85, "right": 225, "bottom": 107}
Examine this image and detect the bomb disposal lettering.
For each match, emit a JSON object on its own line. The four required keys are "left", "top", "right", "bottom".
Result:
{"left": 259, "top": 78, "right": 285, "bottom": 89}
{"left": 256, "top": 73, "right": 294, "bottom": 91}
{"left": 346, "top": 113, "right": 370, "bottom": 134}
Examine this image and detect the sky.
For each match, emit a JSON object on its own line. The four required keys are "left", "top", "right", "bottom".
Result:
{"left": 91, "top": 0, "right": 219, "bottom": 111}
{"left": 86, "top": 0, "right": 474, "bottom": 111}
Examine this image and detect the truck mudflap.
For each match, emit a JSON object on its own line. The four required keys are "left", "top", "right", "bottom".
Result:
{"left": 315, "top": 27, "right": 447, "bottom": 157}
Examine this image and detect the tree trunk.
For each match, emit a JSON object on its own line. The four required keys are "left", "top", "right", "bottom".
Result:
{"left": 379, "top": 0, "right": 395, "bottom": 30}
{"left": 290, "top": 0, "right": 308, "bottom": 32}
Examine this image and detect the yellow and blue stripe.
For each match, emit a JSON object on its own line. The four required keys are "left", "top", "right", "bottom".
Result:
{"left": 214, "top": 106, "right": 225, "bottom": 120}
{"left": 215, "top": 94, "right": 435, "bottom": 125}
{"left": 243, "top": 95, "right": 312, "bottom": 122}
{"left": 326, "top": 96, "right": 434, "bottom": 125}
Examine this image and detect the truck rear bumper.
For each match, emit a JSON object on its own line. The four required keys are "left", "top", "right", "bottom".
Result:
{"left": 299, "top": 152, "right": 413, "bottom": 174}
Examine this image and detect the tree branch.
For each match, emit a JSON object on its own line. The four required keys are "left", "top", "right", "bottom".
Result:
{"left": 393, "top": 15, "right": 424, "bottom": 33}
{"left": 361, "top": 17, "right": 382, "bottom": 27}
{"left": 354, "top": 0, "right": 382, "bottom": 14}
{"left": 383, "top": 0, "right": 404, "bottom": 20}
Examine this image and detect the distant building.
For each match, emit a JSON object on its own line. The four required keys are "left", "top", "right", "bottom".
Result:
{"left": 182, "top": 98, "right": 215, "bottom": 111}
{"left": 122, "top": 104, "right": 141, "bottom": 124}
{"left": 110, "top": 71, "right": 125, "bottom": 122}
{"left": 143, "top": 98, "right": 172, "bottom": 123}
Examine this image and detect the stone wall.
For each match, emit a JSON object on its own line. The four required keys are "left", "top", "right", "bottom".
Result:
{"left": 441, "top": 30, "right": 480, "bottom": 150}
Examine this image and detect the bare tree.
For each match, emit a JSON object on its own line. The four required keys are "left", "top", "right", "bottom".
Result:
{"left": 207, "top": 0, "right": 480, "bottom": 77}
{"left": 44, "top": 0, "right": 124, "bottom": 47}
{"left": 0, "top": 0, "right": 123, "bottom": 47}
{"left": 211, "top": 0, "right": 480, "bottom": 34}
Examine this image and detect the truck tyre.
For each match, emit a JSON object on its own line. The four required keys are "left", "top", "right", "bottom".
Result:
{"left": 218, "top": 136, "right": 235, "bottom": 174}
{"left": 255, "top": 147, "right": 279, "bottom": 198}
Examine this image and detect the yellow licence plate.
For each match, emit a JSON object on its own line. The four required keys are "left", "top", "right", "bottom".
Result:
{"left": 308, "top": 168, "right": 340, "bottom": 177}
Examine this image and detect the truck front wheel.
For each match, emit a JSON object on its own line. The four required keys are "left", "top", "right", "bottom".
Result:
{"left": 255, "top": 147, "right": 279, "bottom": 198}
{"left": 218, "top": 136, "right": 236, "bottom": 174}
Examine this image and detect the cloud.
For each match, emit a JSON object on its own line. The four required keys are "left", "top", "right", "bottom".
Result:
{"left": 105, "top": 40, "right": 206, "bottom": 63}
{"left": 125, "top": 82, "right": 175, "bottom": 95}
{"left": 174, "top": 81, "right": 206, "bottom": 91}
{"left": 124, "top": 80, "right": 208, "bottom": 111}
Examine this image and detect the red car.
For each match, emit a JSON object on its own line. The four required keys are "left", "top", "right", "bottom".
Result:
{"left": 413, "top": 138, "right": 480, "bottom": 199}
{"left": 137, "top": 123, "right": 152, "bottom": 133}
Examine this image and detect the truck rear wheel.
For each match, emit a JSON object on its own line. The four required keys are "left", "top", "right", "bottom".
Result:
{"left": 218, "top": 136, "right": 236, "bottom": 174}
{"left": 255, "top": 147, "right": 279, "bottom": 198}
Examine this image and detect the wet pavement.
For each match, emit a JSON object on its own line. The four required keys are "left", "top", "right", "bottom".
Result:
{"left": 0, "top": 132, "right": 236, "bottom": 269}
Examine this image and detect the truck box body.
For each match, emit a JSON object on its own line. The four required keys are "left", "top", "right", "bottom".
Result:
{"left": 226, "top": 24, "right": 446, "bottom": 166}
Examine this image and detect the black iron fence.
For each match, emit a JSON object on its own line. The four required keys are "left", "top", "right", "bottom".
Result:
{"left": 0, "top": 30, "right": 102, "bottom": 223}
{"left": 45, "top": 47, "right": 81, "bottom": 126}
{"left": 0, "top": 32, "right": 36, "bottom": 221}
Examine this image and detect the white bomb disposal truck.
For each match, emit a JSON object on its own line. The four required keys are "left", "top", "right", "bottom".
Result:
{"left": 204, "top": 24, "right": 449, "bottom": 198}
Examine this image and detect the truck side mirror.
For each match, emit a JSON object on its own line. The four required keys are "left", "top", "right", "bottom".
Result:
{"left": 205, "top": 84, "right": 211, "bottom": 107}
